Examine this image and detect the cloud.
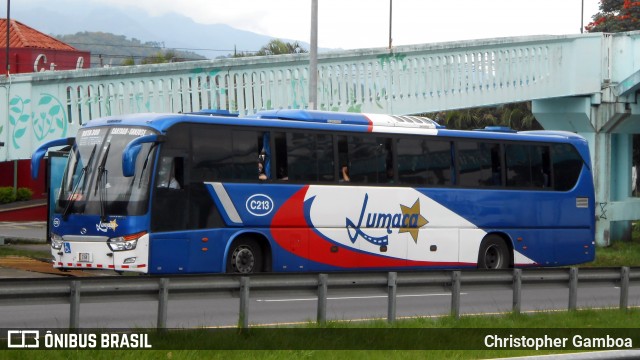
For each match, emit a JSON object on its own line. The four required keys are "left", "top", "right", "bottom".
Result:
{"left": 15, "top": 0, "right": 603, "bottom": 50}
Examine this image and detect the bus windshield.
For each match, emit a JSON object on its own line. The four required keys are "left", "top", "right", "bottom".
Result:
{"left": 57, "top": 126, "right": 158, "bottom": 218}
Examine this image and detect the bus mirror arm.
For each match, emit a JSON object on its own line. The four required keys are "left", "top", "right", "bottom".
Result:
{"left": 31, "top": 137, "right": 75, "bottom": 179}
{"left": 122, "top": 134, "right": 165, "bottom": 177}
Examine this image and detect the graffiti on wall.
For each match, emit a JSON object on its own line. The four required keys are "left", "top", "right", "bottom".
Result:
{"left": 8, "top": 93, "right": 68, "bottom": 150}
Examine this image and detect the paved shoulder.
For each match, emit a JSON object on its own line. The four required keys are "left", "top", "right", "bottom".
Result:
{"left": 0, "top": 221, "right": 47, "bottom": 242}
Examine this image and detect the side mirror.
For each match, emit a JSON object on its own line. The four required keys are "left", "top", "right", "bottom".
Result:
{"left": 122, "top": 134, "right": 164, "bottom": 177}
{"left": 31, "top": 137, "right": 75, "bottom": 179}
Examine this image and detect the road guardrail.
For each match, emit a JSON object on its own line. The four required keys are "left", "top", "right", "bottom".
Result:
{"left": 0, "top": 267, "right": 637, "bottom": 329}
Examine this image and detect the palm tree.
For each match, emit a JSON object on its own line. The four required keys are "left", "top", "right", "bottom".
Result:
{"left": 255, "top": 39, "right": 308, "bottom": 56}
{"left": 424, "top": 102, "right": 541, "bottom": 130}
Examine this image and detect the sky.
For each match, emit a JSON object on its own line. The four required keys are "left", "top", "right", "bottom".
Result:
{"left": 83, "top": 0, "right": 602, "bottom": 50}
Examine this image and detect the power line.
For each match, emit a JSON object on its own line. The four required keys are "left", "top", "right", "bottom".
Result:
{"left": 63, "top": 41, "right": 259, "bottom": 54}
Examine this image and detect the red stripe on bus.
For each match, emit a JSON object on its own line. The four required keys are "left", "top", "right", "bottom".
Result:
{"left": 363, "top": 114, "right": 374, "bottom": 132}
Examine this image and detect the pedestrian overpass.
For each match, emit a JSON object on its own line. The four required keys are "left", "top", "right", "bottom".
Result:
{"left": 1, "top": 31, "right": 639, "bottom": 246}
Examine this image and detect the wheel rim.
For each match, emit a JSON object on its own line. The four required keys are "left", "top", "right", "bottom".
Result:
{"left": 231, "top": 245, "right": 255, "bottom": 273}
{"left": 484, "top": 245, "right": 503, "bottom": 269}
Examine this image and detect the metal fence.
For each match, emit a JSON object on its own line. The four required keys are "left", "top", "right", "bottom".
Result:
{"left": 0, "top": 267, "right": 637, "bottom": 329}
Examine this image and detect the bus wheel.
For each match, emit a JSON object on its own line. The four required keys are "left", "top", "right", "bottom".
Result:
{"left": 227, "top": 238, "right": 263, "bottom": 274}
{"left": 478, "top": 235, "right": 510, "bottom": 269}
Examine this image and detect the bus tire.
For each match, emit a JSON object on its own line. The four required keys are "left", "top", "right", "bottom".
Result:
{"left": 227, "top": 238, "right": 263, "bottom": 274}
{"left": 477, "top": 235, "right": 510, "bottom": 269}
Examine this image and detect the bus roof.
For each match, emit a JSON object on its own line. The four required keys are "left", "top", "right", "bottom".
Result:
{"left": 81, "top": 110, "right": 588, "bottom": 146}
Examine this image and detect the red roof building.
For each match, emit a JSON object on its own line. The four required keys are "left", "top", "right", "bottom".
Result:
{"left": 0, "top": 19, "right": 91, "bottom": 210}
{"left": 0, "top": 19, "right": 90, "bottom": 74}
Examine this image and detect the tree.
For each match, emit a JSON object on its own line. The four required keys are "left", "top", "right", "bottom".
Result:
{"left": 585, "top": 0, "right": 640, "bottom": 32}
{"left": 256, "top": 39, "right": 307, "bottom": 56}
{"left": 425, "top": 103, "right": 542, "bottom": 131}
{"left": 140, "top": 50, "right": 179, "bottom": 65}
{"left": 230, "top": 39, "right": 308, "bottom": 58}
{"left": 121, "top": 57, "right": 135, "bottom": 66}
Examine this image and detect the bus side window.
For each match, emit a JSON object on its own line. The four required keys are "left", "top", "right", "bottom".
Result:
{"left": 398, "top": 137, "right": 452, "bottom": 186}
{"left": 531, "top": 146, "right": 551, "bottom": 188}
{"left": 317, "top": 133, "right": 335, "bottom": 182}
{"left": 490, "top": 145, "right": 502, "bottom": 186}
{"left": 348, "top": 135, "right": 391, "bottom": 184}
{"left": 506, "top": 144, "right": 551, "bottom": 189}
{"left": 552, "top": 144, "right": 583, "bottom": 191}
{"left": 457, "top": 141, "right": 501, "bottom": 187}
{"left": 157, "top": 156, "right": 183, "bottom": 189}
{"left": 286, "top": 132, "right": 334, "bottom": 182}
{"left": 273, "top": 132, "right": 288, "bottom": 180}
{"left": 337, "top": 136, "right": 349, "bottom": 183}
{"left": 152, "top": 156, "right": 187, "bottom": 232}
{"left": 190, "top": 124, "right": 232, "bottom": 181}
{"left": 397, "top": 137, "right": 425, "bottom": 185}
{"left": 232, "top": 130, "right": 261, "bottom": 180}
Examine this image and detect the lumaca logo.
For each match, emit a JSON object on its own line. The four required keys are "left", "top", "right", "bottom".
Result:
{"left": 346, "top": 194, "right": 428, "bottom": 251}
{"left": 96, "top": 219, "right": 118, "bottom": 232}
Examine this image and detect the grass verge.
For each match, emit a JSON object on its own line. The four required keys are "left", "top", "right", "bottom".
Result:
{"left": 588, "top": 239, "right": 640, "bottom": 267}
{"left": 0, "top": 243, "right": 51, "bottom": 259}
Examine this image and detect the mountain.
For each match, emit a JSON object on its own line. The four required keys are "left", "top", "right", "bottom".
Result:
{"left": 55, "top": 32, "right": 207, "bottom": 67}
{"left": 10, "top": 0, "right": 309, "bottom": 59}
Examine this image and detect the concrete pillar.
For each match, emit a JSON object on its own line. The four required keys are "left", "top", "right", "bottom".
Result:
{"left": 579, "top": 131, "right": 611, "bottom": 245}
{"left": 610, "top": 134, "right": 633, "bottom": 242}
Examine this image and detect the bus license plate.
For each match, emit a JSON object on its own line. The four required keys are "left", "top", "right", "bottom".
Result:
{"left": 78, "top": 253, "right": 92, "bottom": 263}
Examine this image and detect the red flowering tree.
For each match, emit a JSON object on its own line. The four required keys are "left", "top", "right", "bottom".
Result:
{"left": 586, "top": 0, "right": 640, "bottom": 32}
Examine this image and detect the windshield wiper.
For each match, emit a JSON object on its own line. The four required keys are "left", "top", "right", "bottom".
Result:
{"left": 95, "top": 142, "right": 111, "bottom": 223}
{"left": 62, "top": 144, "right": 97, "bottom": 220}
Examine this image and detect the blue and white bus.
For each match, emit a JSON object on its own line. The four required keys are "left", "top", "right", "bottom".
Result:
{"left": 32, "top": 109, "right": 595, "bottom": 274}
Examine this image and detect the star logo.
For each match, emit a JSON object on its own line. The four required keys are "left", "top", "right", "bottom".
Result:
{"left": 107, "top": 219, "right": 119, "bottom": 231}
{"left": 398, "top": 199, "right": 428, "bottom": 243}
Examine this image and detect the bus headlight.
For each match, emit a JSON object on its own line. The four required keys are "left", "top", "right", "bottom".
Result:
{"left": 107, "top": 231, "right": 146, "bottom": 252}
{"left": 51, "top": 233, "right": 63, "bottom": 250}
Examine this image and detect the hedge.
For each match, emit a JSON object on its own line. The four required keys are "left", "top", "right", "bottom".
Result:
{"left": 0, "top": 187, "right": 34, "bottom": 204}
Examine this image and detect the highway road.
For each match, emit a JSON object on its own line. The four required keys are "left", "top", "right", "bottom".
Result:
{"left": 0, "top": 282, "right": 638, "bottom": 328}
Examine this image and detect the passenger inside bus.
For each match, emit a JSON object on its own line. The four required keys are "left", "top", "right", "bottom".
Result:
{"left": 258, "top": 151, "right": 267, "bottom": 180}
{"left": 340, "top": 165, "right": 350, "bottom": 182}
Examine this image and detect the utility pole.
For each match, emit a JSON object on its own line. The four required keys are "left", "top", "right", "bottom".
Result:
{"left": 6, "top": 0, "right": 10, "bottom": 75}
{"left": 309, "top": 0, "right": 318, "bottom": 110}
{"left": 389, "top": 0, "right": 393, "bottom": 49}
{"left": 580, "top": 0, "right": 584, "bottom": 33}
